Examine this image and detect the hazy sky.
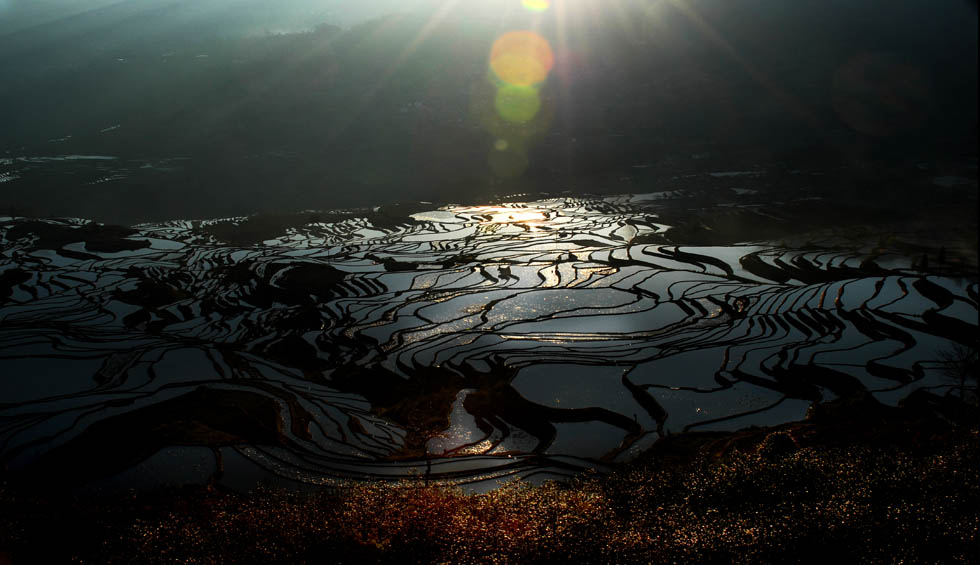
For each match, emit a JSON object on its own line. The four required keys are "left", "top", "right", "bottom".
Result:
{"left": 0, "top": 0, "right": 430, "bottom": 34}
{"left": 3, "top": 0, "right": 976, "bottom": 35}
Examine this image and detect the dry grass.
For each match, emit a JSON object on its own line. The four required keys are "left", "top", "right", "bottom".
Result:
{"left": 1, "top": 422, "right": 976, "bottom": 564}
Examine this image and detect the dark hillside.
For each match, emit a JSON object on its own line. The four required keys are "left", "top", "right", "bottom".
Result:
{"left": 1, "top": 0, "right": 976, "bottom": 222}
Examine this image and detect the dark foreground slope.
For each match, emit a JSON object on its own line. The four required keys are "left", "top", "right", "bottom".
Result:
{"left": 1, "top": 395, "right": 977, "bottom": 564}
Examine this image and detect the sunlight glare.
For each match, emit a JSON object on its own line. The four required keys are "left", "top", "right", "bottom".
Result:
{"left": 521, "top": 0, "right": 551, "bottom": 12}
{"left": 473, "top": 207, "right": 550, "bottom": 224}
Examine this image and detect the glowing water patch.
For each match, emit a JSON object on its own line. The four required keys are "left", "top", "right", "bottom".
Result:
{"left": 471, "top": 206, "right": 550, "bottom": 224}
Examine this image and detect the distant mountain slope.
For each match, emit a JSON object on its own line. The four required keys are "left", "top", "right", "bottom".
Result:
{"left": 0, "top": 0, "right": 975, "bottom": 220}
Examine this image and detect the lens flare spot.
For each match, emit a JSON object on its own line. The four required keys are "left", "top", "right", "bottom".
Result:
{"left": 490, "top": 31, "right": 554, "bottom": 87}
{"left": 522, "top": 0, "right": 550, "bottom": 11}
{"left": 488, "top": 147, "right": 529, "bottom": 179}
{"left": 491, "top": 53, "right": 548, "bottom": 87}
{"left": 495, "top": 85, "right": 542, "bottom": 124}
{"left": 494, "top": 139, "right": 509, "bottom": 151}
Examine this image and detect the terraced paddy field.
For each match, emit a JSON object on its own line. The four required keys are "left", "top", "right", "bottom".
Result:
{"left": 1, "top": 187, "right": 976, "bottom": 562}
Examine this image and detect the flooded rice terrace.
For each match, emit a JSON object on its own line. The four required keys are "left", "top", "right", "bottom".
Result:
{"left": 0, "top": 193, "right": 976, "bottom": 493}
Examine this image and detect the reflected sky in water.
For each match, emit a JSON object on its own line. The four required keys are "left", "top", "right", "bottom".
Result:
{"left": 1, "top": 195, "right": 974, "bottom": 492}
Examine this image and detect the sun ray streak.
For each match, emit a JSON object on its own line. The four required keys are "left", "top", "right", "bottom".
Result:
{"left": 322, "top": 0, "right": 461, "bottom": 146}
{"left": 667, "top": 0, "right": 825, "bottom": 134}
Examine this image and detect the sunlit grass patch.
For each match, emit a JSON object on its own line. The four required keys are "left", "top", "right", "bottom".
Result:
{"left": 2, "top": 420, "right": 976, "bottom": 563}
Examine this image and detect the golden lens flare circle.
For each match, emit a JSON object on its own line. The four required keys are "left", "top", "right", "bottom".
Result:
{"left": 489, "top": 31, "right": 554, "bottom": 87}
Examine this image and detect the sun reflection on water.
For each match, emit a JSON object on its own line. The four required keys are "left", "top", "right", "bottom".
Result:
{"left": 474, "top": 206, "right": 551, "bottom": 225}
